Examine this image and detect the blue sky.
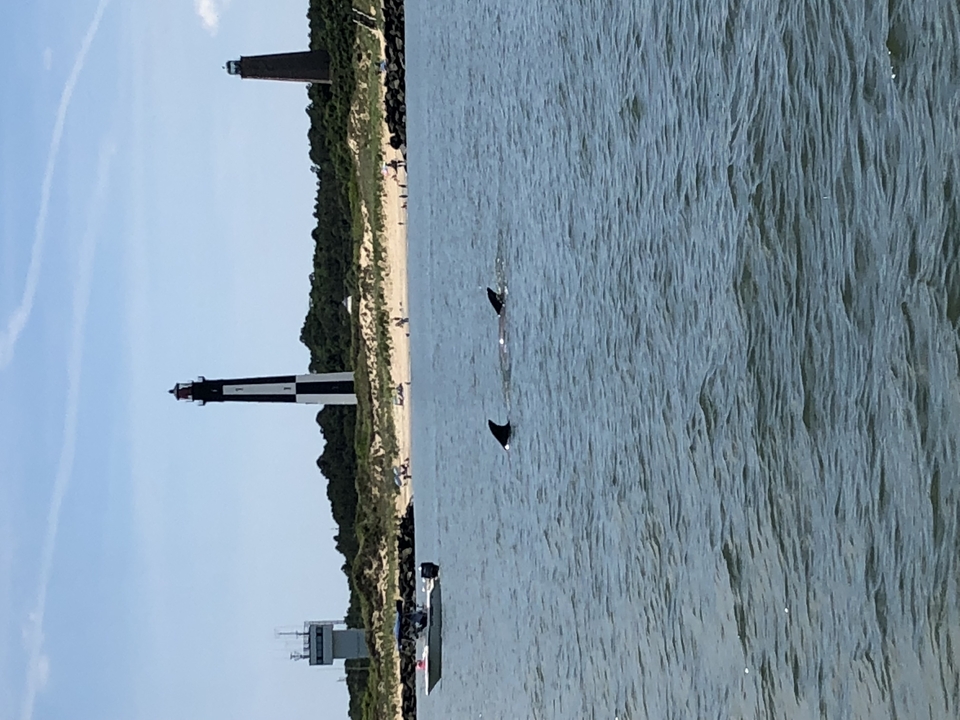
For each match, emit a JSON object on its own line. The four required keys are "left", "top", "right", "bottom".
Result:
{"left": 0, "top": 1, "right": 351, "bottom": 718}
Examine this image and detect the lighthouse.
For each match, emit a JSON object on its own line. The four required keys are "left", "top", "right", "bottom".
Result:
{"left": 225, "top": 50, "right": 332, "bottom": 84}
{"left": 170, "top": 372, "right": 356, "bottom": 406}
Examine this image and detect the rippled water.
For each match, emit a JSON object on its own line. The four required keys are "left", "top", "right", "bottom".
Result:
{"left": 404, "top": 1, "right": 960, "bottom": 717}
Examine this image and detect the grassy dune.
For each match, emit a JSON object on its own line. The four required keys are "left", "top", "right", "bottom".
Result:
{"left": 302, "top": 3, "right": 402, "bottom": 719}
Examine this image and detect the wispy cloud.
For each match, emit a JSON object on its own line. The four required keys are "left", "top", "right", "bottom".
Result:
{"left": 0, "top": 0, "right": 111, "bottom": 371}
{"left": 34, "top": 656, "right": 50, "bottom": 692}
{"left": 19, "top": 138, "right": 116, "bottom": 720}
{"left": 194, "top": 0, "right": 232, "bottom": 35}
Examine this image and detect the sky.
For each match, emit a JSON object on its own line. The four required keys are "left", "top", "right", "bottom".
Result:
{"left": 0, "top": 1, "right": 352, "bottom": 718}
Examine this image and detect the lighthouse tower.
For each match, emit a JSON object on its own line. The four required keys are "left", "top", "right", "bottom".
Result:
{"left": 170, "top": 372, "right": 356, "bottom": 406}
{"left": 225, "top": 50, "right": 332, "bottom": 84}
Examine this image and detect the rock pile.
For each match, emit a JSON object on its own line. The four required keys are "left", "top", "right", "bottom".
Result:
{"left": 397, "top": 502, "right": 417, "bottom": 720}
{"left": 382, "top": 0, "right": 406, "bottom": 154}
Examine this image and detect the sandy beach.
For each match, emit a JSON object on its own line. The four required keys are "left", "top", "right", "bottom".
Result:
{"left": 351, "top": 34, "right": 412, "bottom": 516}
{"left": 369, "top": 27, "right": 414, "bottom": 517}
{"left": 381, "top": 173, "right": 412, "bottom": 516}
{"left": 380, "top": 147, "right": 413, "bottom": 516}
{"left": 352, "top": 125, "right": 413, "bottom": 720}
{"left": 348, "top": 23, "right": 414, "bottom": 720}
{"left": 374, "top": 49, "right": 414, "bottom": 720}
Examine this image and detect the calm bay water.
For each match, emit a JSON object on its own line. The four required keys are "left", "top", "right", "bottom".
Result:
{"left": 404, "top": 1, "right": 960, "bottom": 717}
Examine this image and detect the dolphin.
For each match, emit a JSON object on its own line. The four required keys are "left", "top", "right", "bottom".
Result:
{"left": 486, "top": 287, "right": 504, "bottom": 316}
{"left": 487, "top": 420, "right": 511, "bottom": 449}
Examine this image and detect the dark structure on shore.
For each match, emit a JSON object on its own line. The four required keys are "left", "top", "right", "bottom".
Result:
{"left": 382, "top": 0, "right": 407, "bottom": 153}
{"left": 226, "top": 50, "right": 332, "bottom": 84}
{"left": 397, "top": 504, "right": 417, "bottom": 720}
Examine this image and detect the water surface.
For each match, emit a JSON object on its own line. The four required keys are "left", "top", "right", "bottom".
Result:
{"left": 405, "top": 1, "right": 960, "bottom": 717}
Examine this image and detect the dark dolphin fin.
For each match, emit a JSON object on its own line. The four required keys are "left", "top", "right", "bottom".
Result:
{"left": 486, "top": 287, "right": 504, "bottom": 316}
{"left": 488, "top": 419, "right": 511, "bottom": 449}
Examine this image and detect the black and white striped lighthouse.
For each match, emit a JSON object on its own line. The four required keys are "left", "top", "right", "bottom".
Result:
{"left": 170, "top": 372, "right": 356, "bottom": 406}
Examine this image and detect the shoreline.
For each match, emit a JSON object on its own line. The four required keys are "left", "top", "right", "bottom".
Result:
{"left": 380, "top": 143, "right": 412, "bottom": 517}
{"left": 305, "top": 4, "right": 410, "bottom": 718}
{"left": 352, "top": 22, "right": 412, "bottom": 720}
{"left": 354, "top": 24, "right": 412, "bottom": 519}
{"left": 369, "top": 20, "right": 413, "bottom": 527}
{"left": 377, "top": 39, "right": 415, "bottom": 720}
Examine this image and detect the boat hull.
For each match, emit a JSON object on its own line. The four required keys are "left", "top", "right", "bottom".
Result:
{"left": 425, "top": 577, "right": 442, "bottom": 694}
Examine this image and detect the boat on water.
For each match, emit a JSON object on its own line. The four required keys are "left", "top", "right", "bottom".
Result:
{"left": 420, "top": 562, "right": 442, "bottom": 694}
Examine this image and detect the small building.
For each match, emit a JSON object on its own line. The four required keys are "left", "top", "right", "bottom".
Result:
{"left": 297, "top": 622, "right": 368, "bottom": 665}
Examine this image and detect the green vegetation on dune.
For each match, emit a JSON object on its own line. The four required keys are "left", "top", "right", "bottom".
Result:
{"left": 300, "top": 2, "right": 402, "bottom": 719}
{"left": 300, "top": 0, "right": 364, "bottom": 631}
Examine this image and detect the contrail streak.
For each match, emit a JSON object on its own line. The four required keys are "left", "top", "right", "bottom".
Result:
{"left": 19, "top": 138, "right": 115, "bottom": 720}
{"left": 0, "top": 0, "right": 111, "bottom": 370}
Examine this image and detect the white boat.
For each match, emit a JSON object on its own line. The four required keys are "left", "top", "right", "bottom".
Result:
{"left": 420, "top": 563, "right": 442, "bottom": 694}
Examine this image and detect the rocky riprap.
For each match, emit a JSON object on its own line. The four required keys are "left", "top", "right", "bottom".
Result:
{"left": 382, "top": 0, "right": 406, "bottom": 155}
{"left": 397, "top": 502, "right": 416, "bottom": 720}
